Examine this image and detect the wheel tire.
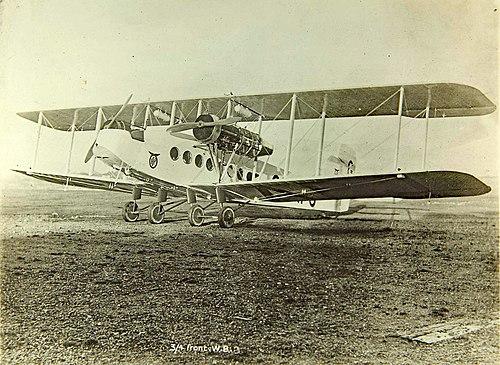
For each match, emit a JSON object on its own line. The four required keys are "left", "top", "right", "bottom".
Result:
{"left": 147, "top": 203, "right": 164, "bottom": 224}
{"left": 122, "top": 201, "right": 139, "bottom": 222}
{"left": 188, "top": 205, "right": 204, "bottom": 227}
{"left": 218, "top": 206, "right": 235, "bottom": 228}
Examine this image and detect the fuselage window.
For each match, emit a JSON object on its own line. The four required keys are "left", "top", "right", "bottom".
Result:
{"left": 195, "top": 154, "right": 203, "bottom": 168}
{"left": 183, "top": 150, "right": 192, "bottom": 164}
{"left": 206, "top": 158, "right": 214, "bottom": 171}
{"left": 227, "top": 165, "right": 235, "bottom": 178}
{"left": 170, "top": 147, "right": 179, "bottom": 161}
{"left": 246, "top": 172, "right": 259, "bottom": 181}
{"left": 237, "top": 168, "right": 244, "bottom": 181}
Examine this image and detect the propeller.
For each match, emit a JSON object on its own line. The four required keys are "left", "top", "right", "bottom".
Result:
{"left": 171, "top": 132, "right": 198, "bottom": 141}
{"left": 84, "top": 94, "right": 133, "bottom": 163}
{"left": 84, "top": 140, "right": 97, "bottom": 163}
{"left": 166, "top": 116, "right": 241, "bottom": 134}
{"left": 110, "top": 94, "right": 133, "bottom": 125}
{"left": 328, "top": 155, "right": 345, "bottom": 165}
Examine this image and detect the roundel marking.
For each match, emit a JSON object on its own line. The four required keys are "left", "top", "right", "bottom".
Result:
{"left": 149, "top": 152, "right": 160, "bottom": 169}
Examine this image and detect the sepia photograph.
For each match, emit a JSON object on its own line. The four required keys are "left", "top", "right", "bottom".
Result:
{"left": 0, "top": 1, "right": 498, "bottom": 364}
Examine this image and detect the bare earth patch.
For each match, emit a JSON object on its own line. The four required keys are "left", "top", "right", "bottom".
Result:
{"left": 0, "top": 189, "right": 498, "bottom": 364}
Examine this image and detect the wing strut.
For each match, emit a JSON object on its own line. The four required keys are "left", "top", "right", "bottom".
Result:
{"left": 88, "top": 107, "right": 104, "bottom": 175}
{"left": 31, "top": 112, "right": 44, "bottom": 170}
{"left": 422, "top": 86, "right": 432, "bottom": 169}
{"left": 252, "top": 115, "right": 264, "bottom": 179}
{"left": 197, "top": 100, "right": 203, "bottom": 117}
{"left": 315, "top": 93, "right": 328, "bottom": 176}
{"left": 284, "top": 93, "right": 298, "bottom": 177}
{"left": 394, "top": 86, "right": 404, "bottom": 171}
{"left": 170, "top": 102, "right": 177, "bottom": 125}
{"left": 66, "top": 109, "right": 78, "bottom": 174}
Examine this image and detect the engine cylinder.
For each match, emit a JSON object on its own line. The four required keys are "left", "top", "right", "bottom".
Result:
{"left": 192, "top": 114, "right": 273, "bottom": 158}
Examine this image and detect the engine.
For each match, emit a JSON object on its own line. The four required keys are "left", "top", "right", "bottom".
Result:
{"left": 192, "top": 114, "right": 273, "bottom": 158}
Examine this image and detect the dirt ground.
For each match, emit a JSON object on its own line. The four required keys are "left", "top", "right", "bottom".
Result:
{"left": 0, "top": 187, "right": 498, "bottom": 364}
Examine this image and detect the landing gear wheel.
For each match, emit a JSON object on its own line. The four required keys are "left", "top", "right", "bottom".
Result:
{"left": 218, "top": 206, "right": 235, "bottom": 228}
{"left": 148, "top": 203, "right": 165, "bottom": 224}
{"left": 188, "top": 205, "right": 204, "bottom": 227}
{"left": 122, "top": 201, "right": 139, "bottom": 222}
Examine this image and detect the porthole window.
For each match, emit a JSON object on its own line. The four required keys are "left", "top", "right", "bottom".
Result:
{"left": 246, "top": 172, "right": 253, "bottom": 181}
{"left": 170, "top": 147, "right": 179, "bottom": 161}
{"left": 227, "top": 165, "right": 235, "bottom": 178}
{"left": 183, "top": 150, "right": 192, "bottom": 164}
{"left": 237, "top": 168, "right": 244, "bottom": 181}
{"left": 206, "top": 158, "right": 214, "bottom": 171}
{"left": 195, "top": 154, "right": 203, "bottom": 168}
{"left": 272, "top": 174, "right": 279, "bottom": 180}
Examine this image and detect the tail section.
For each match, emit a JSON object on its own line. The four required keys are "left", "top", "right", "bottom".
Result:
{"left": 259, "top": 144, "right": 358, "bottom": 213}
{"left": 328, "top": 144, "right": 357, "bottom": 175}
{"left": 326, "top": 144, "right": 357, "bottom": 212}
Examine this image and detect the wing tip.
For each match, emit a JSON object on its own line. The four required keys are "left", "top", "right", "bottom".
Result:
{"left": 450, "top": 171, "right": 492, "bottom": 197}
{"left": 459, "top": 171, "right": 492, "bottom": 196}
{"left": 477, "top": 180, "right": 492, "bottom": 196}
{"left": 16, "top": 111, "right": 31, "bottom": 119}
{"left": 11, "top": 168, "right": 29, "bottom": 175}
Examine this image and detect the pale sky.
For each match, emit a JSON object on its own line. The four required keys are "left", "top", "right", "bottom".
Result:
{"left": 0, "top": 0, "right": 498, "bottom": 182}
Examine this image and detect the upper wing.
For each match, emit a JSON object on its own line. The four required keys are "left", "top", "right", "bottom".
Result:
{"left": 233, "top": 83, "right": 496, "bottom": 119}
{"left": 190, "top": 171, "right": 491, "bottom": 203}
{"left": 17, "top": 83, "right": 495, "bottom": 131}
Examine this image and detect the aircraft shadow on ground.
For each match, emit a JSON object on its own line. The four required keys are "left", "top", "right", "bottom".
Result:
{"left": 232, "top": 219, "right": 396, "bottom": 238}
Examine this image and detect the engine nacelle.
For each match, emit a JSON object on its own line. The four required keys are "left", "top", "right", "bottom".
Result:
{"left": 192, "top": 114, "right": 273, "bottom": 158}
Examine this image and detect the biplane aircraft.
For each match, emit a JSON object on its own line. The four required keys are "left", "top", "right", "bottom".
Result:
{"left": 14, "top": 83, "right": 495, "bottom": 228}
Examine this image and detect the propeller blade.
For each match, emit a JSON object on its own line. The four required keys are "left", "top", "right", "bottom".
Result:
{"left": 218, "top": 116, "right": 242, "bottom": 125}
{"left": 85, "top": 94, "right": 133, "bottom": 163}
{"left": 171, "top": 132, "right": 198, "bottom": 141}
{"left": 166, "top": 123, "right": 199, "bottom": 133}
{"left": 109, "top": 93, "right": 133, "bottom": 124}
{"left": 84, "top": 141, "right": 96, "bottom": 163}
{"left": 166, "top": 117, "right": 241, "bottom": 133}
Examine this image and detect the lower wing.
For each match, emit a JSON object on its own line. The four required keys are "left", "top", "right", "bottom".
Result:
{"left": 12, "top": 168, "right": 210, "bottom": 201}
{"left": 190, "top": 171, "right": 491, "bottom": 203}
{"left": 11, "top": 169, "right": 160, "bottom": 196}
{"left": 13, "top": 169, "right": 490, "bottom": 210}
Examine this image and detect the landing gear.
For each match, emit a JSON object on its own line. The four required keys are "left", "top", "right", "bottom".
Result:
{"left": 188, "top": 204, "right": 205, "bottom": 226}
{"left": 185, "top": 186, "right": 236, "bottom": 228}
{"left": 122, "top": 201, "right": 139, "bottom": 222}
{"left": 147, "top": 203, "right": 165, "bottom": 224}
{"left": 186, "top": 204, "right": 235, "bottom": 228}
{"left": 218, "top": 206, "right": 235, "bottom": 228}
